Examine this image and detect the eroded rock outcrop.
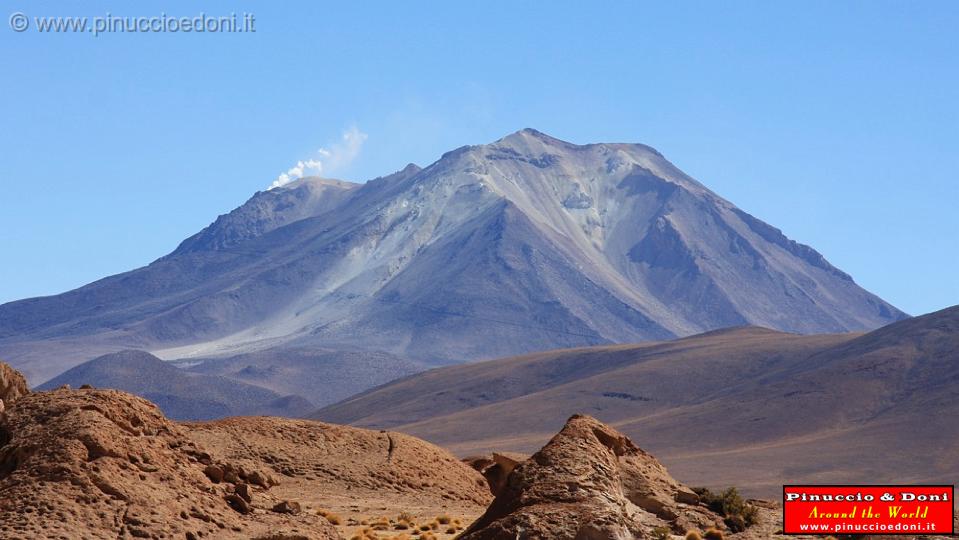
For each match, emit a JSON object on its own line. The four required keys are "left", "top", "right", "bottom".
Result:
{"left": 187, "top": 416, "right": 493, "bottom": 506}
{"left": 465, "top": 452, "right": 527, "bottom": 497}
{"left": 0, "top": 360, "right": 28, "bottom": 412}
{"left": 0, "top": 386, "right": 341, "bottom": 539}
{"left": 460, "top": 414, "right": 726, "bottom": 539}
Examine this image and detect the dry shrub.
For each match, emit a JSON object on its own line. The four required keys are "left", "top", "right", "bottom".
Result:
{"left": 703, "top": 528, "right": 724, "bottom": 540}
{"left": 651, "top": 526, "right": 671, "bottom": 540}
{"left": 694, "top": 487, "right": 758, "bottom": 531}
{"left": 349, "top": 529, "right": 379, "bottom": 540}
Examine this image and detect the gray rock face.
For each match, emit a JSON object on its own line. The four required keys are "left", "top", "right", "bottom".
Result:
{"left": 0, "top": 129, "right": 905, "bottom": 384}
{"left": 171, "top": 176, "right": 364, "bottom": 255}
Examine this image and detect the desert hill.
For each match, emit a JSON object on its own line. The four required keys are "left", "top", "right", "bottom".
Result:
{"left": 316, "top": 305, "right": 959, "bottom": 498}
{"left": 36, "top": 350, "right": 315, "bottom": 420}
{"left": 175, "top": 346, "right": 427, "bottom": 409}
{"left": 1, "top": 129, "right": 904, "bottom": 386}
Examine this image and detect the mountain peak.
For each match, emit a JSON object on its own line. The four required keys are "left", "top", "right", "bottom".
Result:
{"left": 494, "top": 127, "right": 575, "bottom": 150}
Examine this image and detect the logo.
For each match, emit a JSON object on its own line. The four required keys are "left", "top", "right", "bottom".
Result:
{"left": 783, "top": 485, "right": 954, "bottom": 535}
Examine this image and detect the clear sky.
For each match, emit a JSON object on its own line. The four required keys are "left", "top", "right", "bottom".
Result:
{"left": 1, "top": 1, "right": 956, "bottom": 315}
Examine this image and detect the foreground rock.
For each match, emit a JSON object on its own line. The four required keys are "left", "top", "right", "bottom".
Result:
{"left": 0, "top": 360, "right": 28, "bottom": 411}
{"left": 0, "top": 386, "right": 341, "bottom": 539}
{"left": 0, "top": 358, "right": 490, "bottom": 539}
{"left": 187, "top": 416, "right": 492, "bottom": 507}
{"left": 464, "top": 452, "right": 527, "bottom": 497}
{"left": 461, "top": 414, "right": 738, "bottom": 539}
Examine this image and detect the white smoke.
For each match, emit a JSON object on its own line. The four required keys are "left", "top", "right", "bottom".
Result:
{"left": 269, "top": 126, "right": 368, "bottom": 190}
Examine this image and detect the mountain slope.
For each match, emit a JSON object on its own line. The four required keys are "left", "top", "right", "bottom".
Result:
{"left": 314, "top": 305, "right": 959, "bottom": 497}
{"left": 0, "top": 129, "right": 905, "bottom": 383}
{"left": 37, "top": 350, "right": 314, "bottom": 420}
{"left": 171, "top": 175, "right": 364, "bottom": 255}
{"left": 175, "top": 346, "right": 427, "bottom": 408}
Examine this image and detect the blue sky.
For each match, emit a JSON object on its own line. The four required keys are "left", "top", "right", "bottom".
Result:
{"left": 1, "top": 1, "right": 956, "bottom": 315}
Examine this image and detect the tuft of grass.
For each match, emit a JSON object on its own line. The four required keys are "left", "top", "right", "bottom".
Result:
{"left": 703, "top": 528, "right": 724, "bottom": 540}
{"left": 370, "top": 517, "right": 391, "bottom": 531}
{"left": 685, "top": 531, "right": 703, "bottom": 540}
{"left": 349, "top": 529, "right": 379, "bottom": 540}
{"left": 436, "top": 514, "right": 452, "bottom": 525}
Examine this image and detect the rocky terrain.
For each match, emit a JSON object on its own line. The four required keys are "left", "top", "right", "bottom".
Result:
{"left": 0, "top": 361, "right": 489, "bottom": 539}
{"left": 0, "top": 129, "right": 904, "bottom": 388}
{"left": 0, "top": 386, "right": 341, "bottom": 539}
{"left": 1, "top": 360, "right": 954, "bottom": 539}
{"left": 0, "top": 361, "right": 28, "bottom": 412}
{"left": 317, "top": 305, "right": 959, "bottom": 498}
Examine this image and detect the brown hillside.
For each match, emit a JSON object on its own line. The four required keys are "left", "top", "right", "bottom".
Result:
{"left": 315, "top": 306, "right": 959, "bottom": 498}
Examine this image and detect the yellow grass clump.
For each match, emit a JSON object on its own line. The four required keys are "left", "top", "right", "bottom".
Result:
{"left": 703, "top": 528, "right": 724, "bottom": 540}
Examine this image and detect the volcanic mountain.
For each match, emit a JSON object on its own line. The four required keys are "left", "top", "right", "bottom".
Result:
{"left": 0, "top": 129, "right": 905, "bottom": 385}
